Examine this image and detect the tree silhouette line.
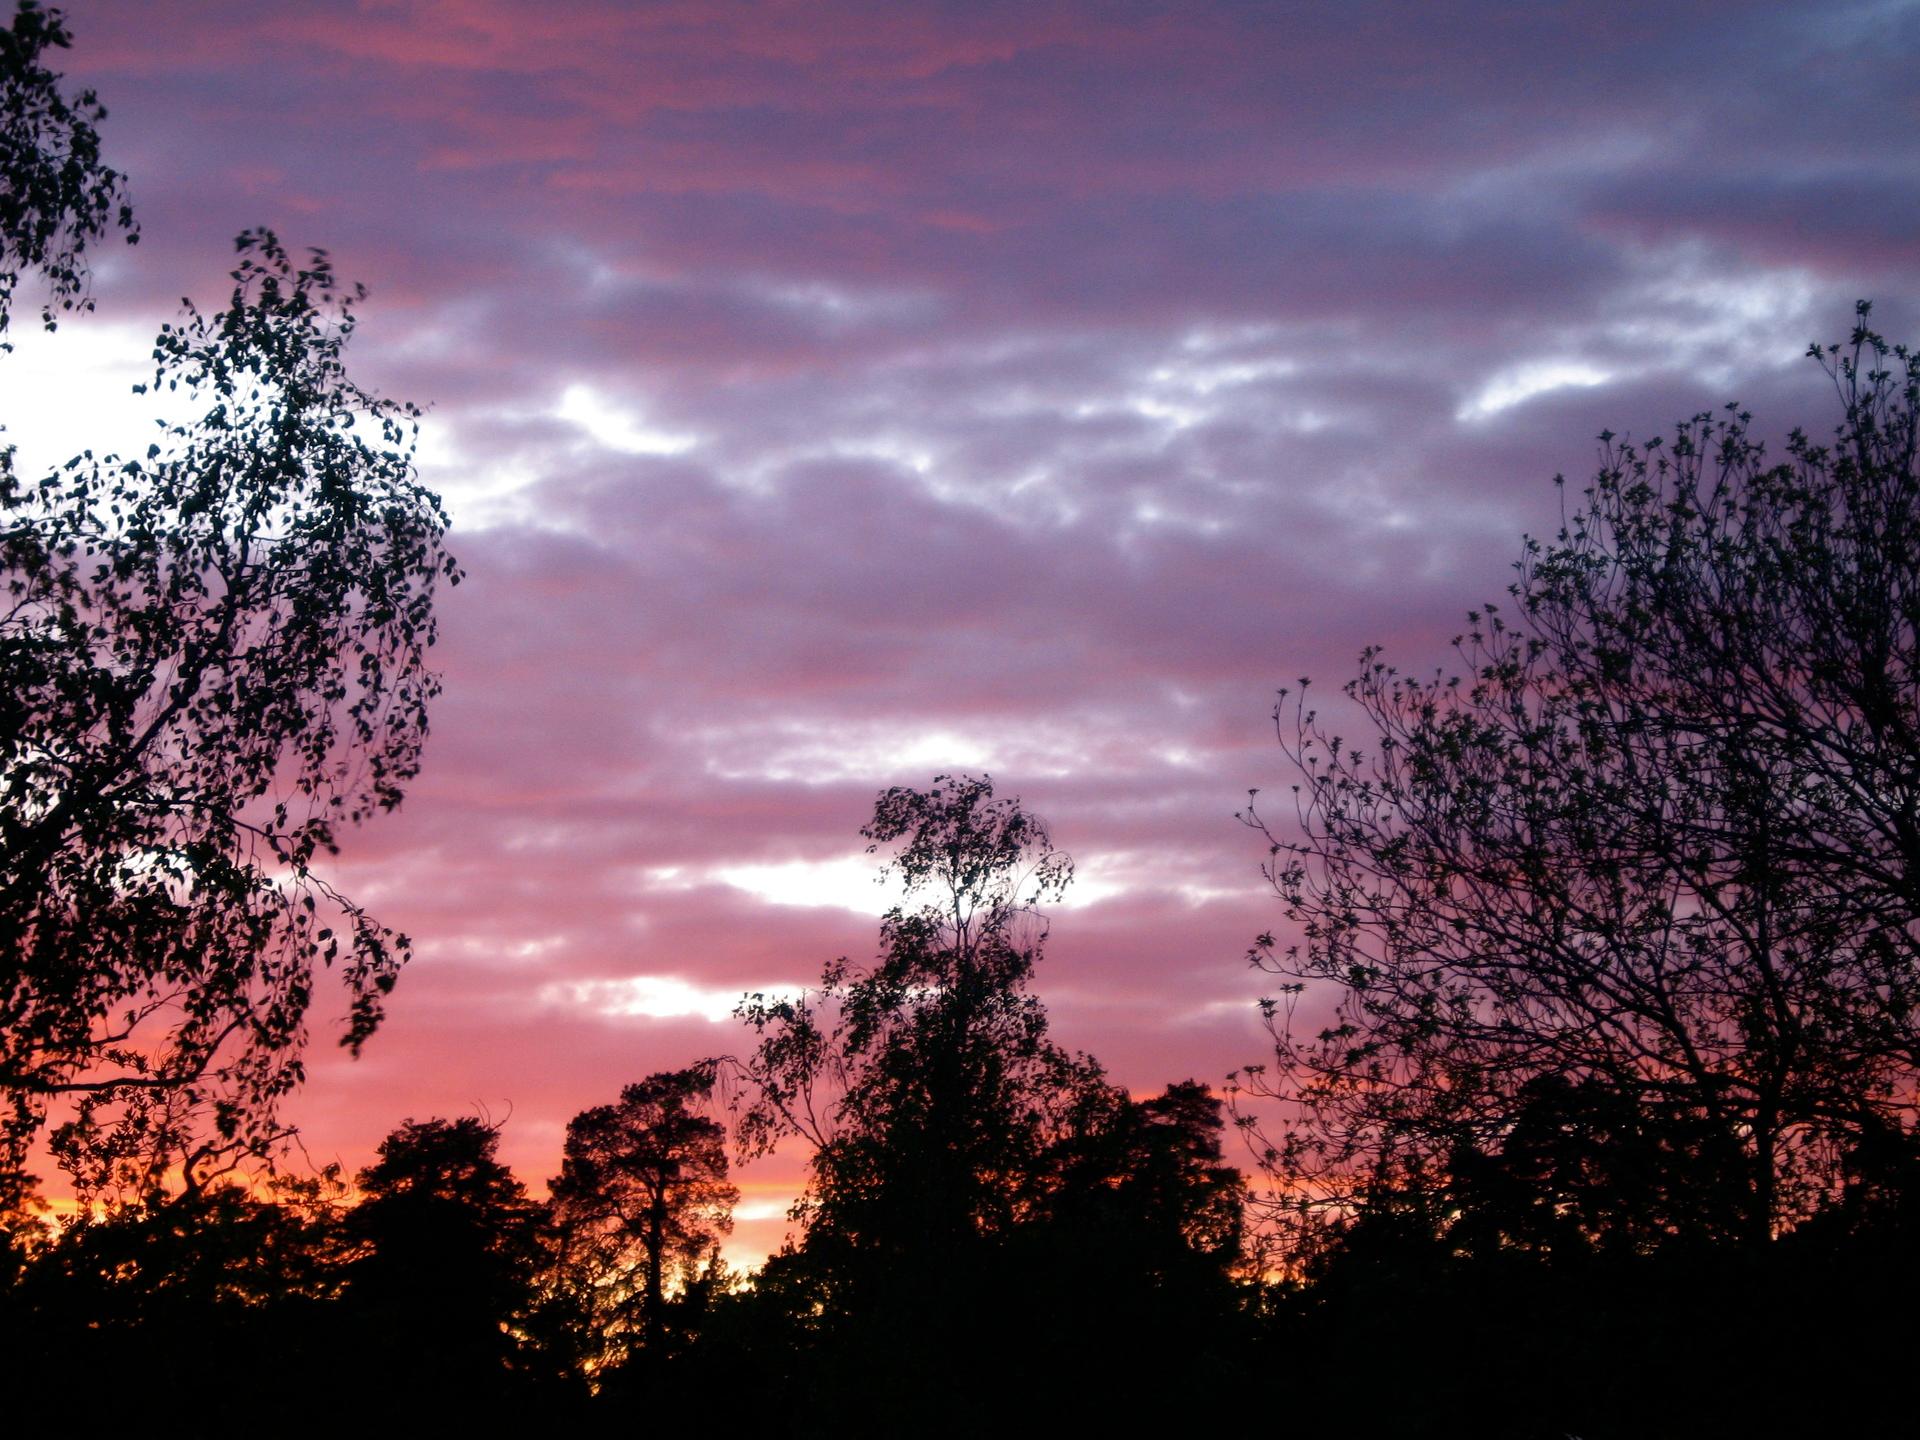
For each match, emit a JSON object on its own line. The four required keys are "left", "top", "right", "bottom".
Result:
{"left": 1, "top": 778, "right": 1256, "bottom": 1431}
{"left": 4, "top": 4, "right": 1919, "bottom": 1434}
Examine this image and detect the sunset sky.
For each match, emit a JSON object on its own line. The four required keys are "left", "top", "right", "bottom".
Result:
{"left": 15, "top": 0, "right": 1920, "bottom": 1258}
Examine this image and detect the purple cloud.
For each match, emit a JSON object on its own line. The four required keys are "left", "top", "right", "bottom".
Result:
{"left": 21, "top": 1, "right": 1916, "bottom": 1242}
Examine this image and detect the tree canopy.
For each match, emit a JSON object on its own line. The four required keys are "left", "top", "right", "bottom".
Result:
{"left": 0, "top": 0, "right": 458, "bottom": 1191}
{"left": 548, "top": 1065, "right": 737, "bottom": 1373}
{"left": 727, "top": 776, "right": 1252, "bottom": 1429}
{"left": 734, "top": 775, "right": 1105, "bottom": 1268}
{"left": 1, "top": 233, "right": 460, "bottom": 1193}
{"left": 1238, "top": 306, "right": 1920, "bottom": 1257}
{"left": 0, "top": 0, "right": 135, "bottom": 343}
{"left": 343, "top": 1116, "right": 543, "bottom": 1395}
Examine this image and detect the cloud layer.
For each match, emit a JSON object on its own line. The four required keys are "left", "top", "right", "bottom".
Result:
{"left": 25, "top": 0, "right": 1920, "bottom": 1256}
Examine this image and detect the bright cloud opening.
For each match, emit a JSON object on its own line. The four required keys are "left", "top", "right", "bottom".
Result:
{"left": 716, "top": 849, "right": 1123, "bottom": 914}
{"left": 1, "top": 321, "right": 188, "bottom": 475}
{"left": 716, "top": 855, "right": 907, "bottom": 914}
{"left": 556, "top": 383, "right": 698, "bottom": 455}
{"left": 1457, "top": 360, "right": 1613, "bottom": 422}
{"left": 539, "top": 975, "right": 798, "bottom": 1022}
{"left": 703, "top": 725, "right": 997, "bottom": 787}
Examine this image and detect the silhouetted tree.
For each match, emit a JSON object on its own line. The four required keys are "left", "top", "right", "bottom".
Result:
{"left": 0, "top": 1, "right": 135, "bottom": 342}
{"left": 548, "top": 1065, "right": 737, "bottom": 1376}
{"left": 1007, "top": 1078, "right": 1251, "bottom": 1413}
{"left": 726, "top": 777, "right": 1256, "bottom": 1432}
{"left": 1, "top": 4, "right": 458, "bottom": 1187}
{"left": 1237, "top": 309, "right": 1920, "bottom": 1260}
{"left": 1439, "top": 1074, "right": 1743, "bottom": 1261}
{"left": 1038, "top": 1080, "right": 1246, "bottom": 1271}
{"left": 343, "top": 1117, "right": 541, "bottom": 1398}
{"left": 2, "top": 1172, "right": 353, "bottom": 1410}
{"left": 735, "top": 776, "right": 1108, "bottom": 1276}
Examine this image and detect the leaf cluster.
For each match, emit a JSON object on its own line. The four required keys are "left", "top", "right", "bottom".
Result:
{"left": 0, "top": 1, "right": 135, "bottom": 344}
{"left": 1, "top": 219, "right": 458, "bottom": 1182}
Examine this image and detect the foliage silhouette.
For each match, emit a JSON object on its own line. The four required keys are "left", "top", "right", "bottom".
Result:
{"left": 343, "top": 1116, "right": 544, "bottom": 1399}
{"left": 0, "top": 1, "right": 136, "bottom": 343}
{"left": 734, "top": 775, "right": 1104, "bottom": 1270}
{"left": 1237, "top": 308, "right": 1920, "bottom": 1260}
{"left": 0, "top": 0, "right": 458, "bottom": 1191}
{"left": 724, "top": 776, "right": 1254, "bottom": 1432}
{"left": 547, "top": 1064, "right": 737, "bottom": 1377}
{"left": 1231, "top": 309, "right": 1920, "bottom": 1438}
{"left": 2, "top": 1170, "right": 354, "bottom": 1412}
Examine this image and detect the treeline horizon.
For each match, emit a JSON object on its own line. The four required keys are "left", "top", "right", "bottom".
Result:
{"left": 5, "top": 770, "right": 1920, "bottom": 1435}
{"left": 2, "top": 776, "right": 1262, "bottom": 1430}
